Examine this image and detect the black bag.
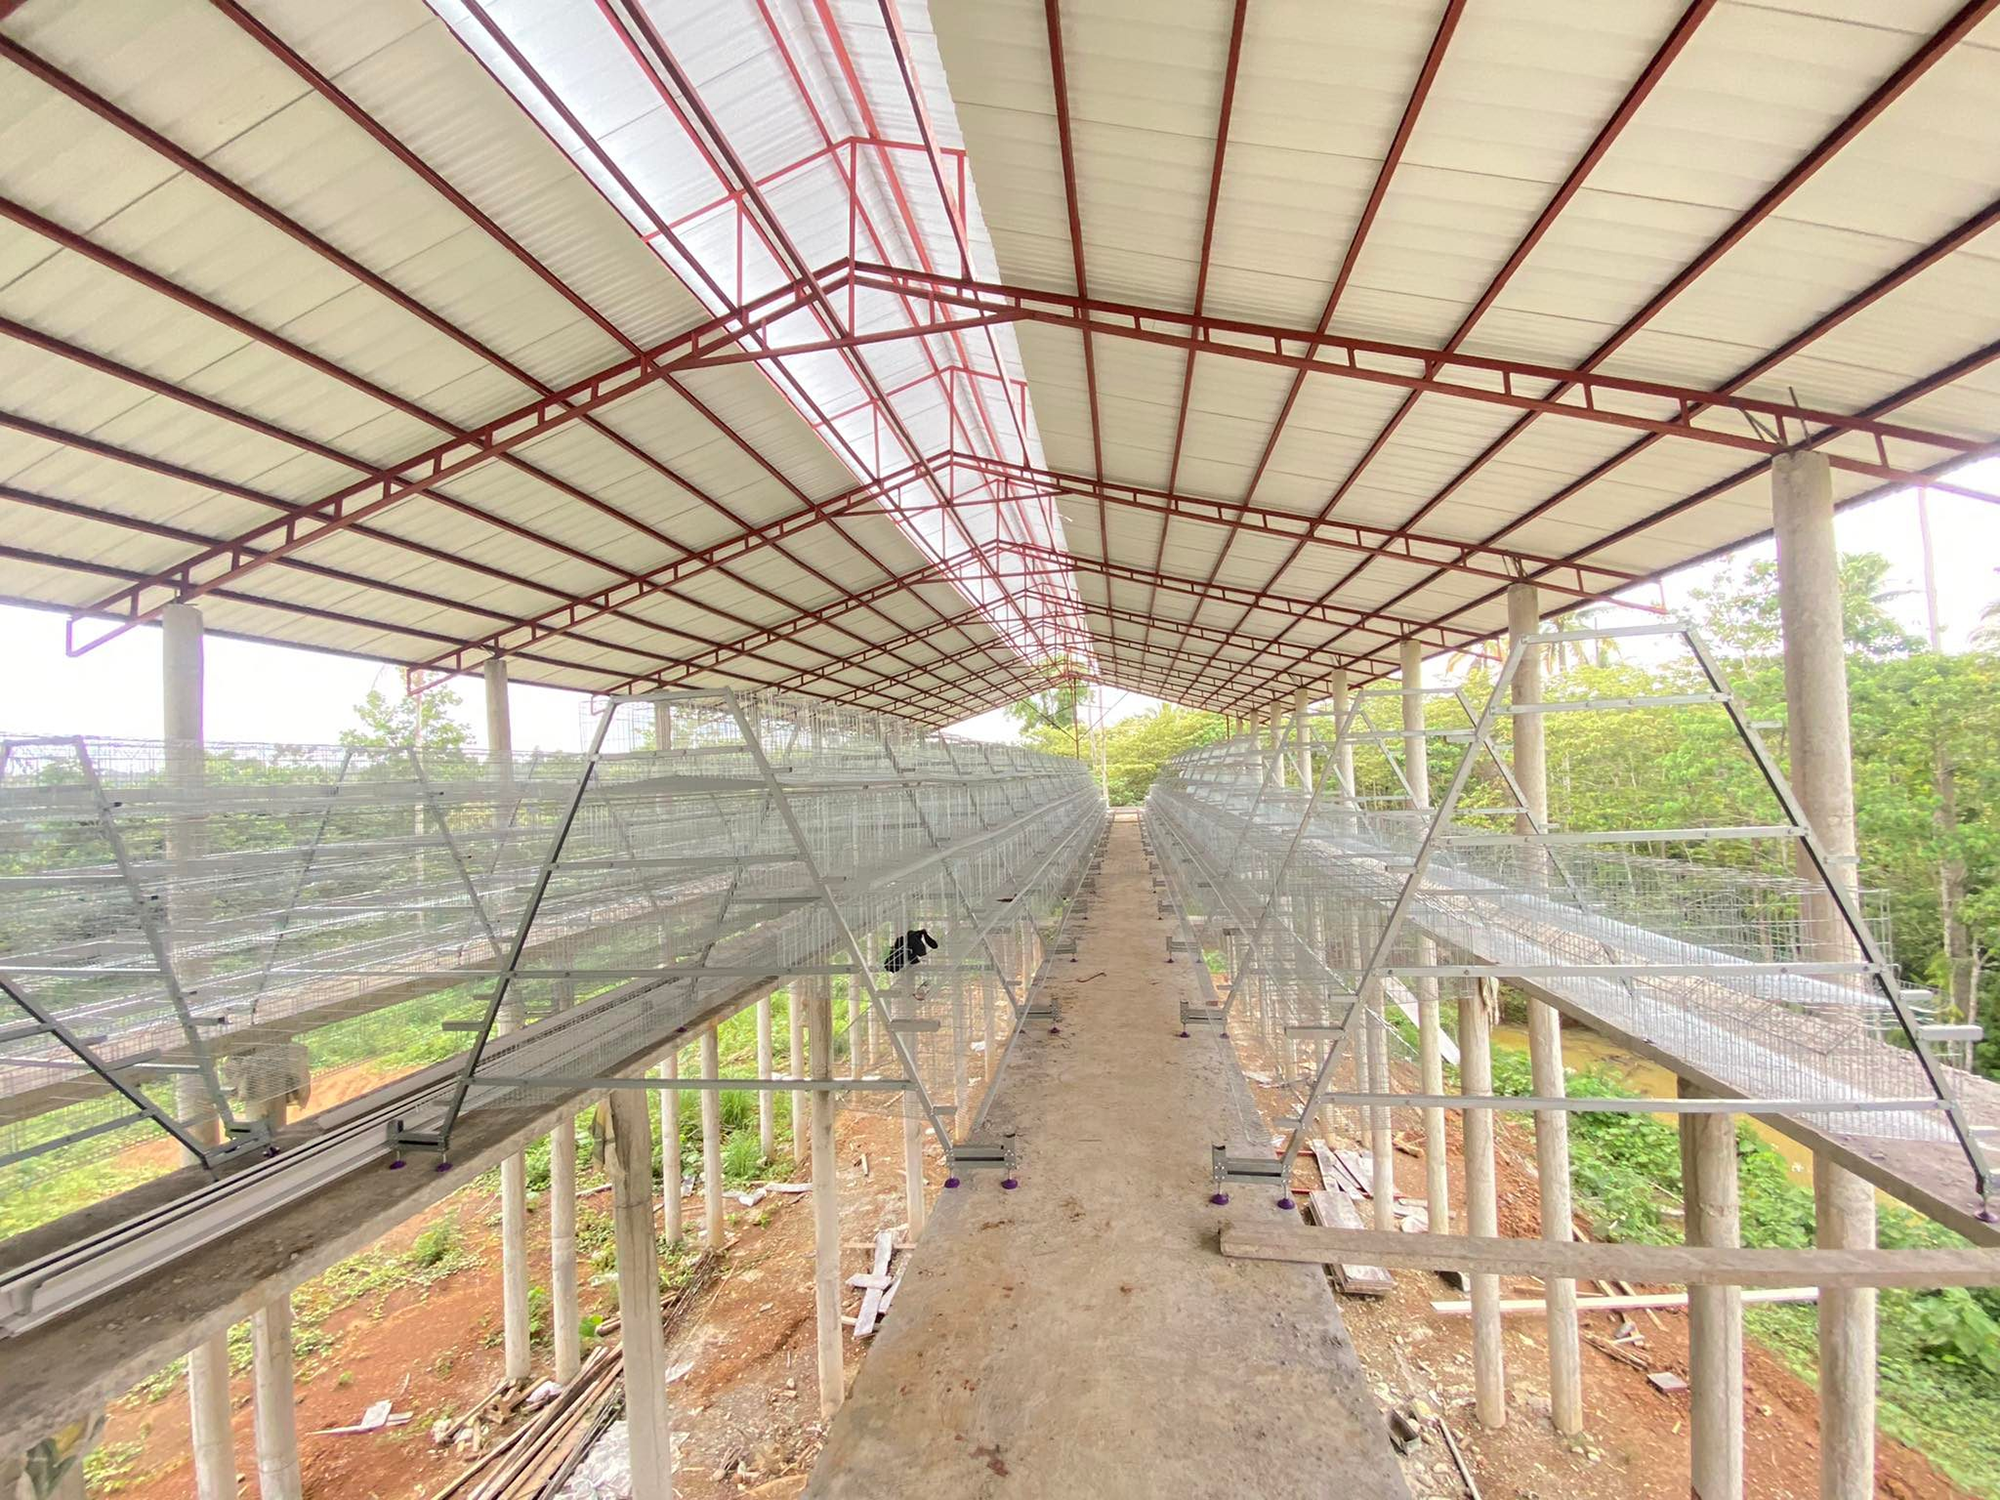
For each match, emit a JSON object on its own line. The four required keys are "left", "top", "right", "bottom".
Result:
{"left": 882, "top": 926, "right": 940, "bottom": 973}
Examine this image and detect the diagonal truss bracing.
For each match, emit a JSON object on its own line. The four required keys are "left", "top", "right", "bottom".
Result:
{"left": 1147, "top": 625, "right": 1994, "bottom": 1226}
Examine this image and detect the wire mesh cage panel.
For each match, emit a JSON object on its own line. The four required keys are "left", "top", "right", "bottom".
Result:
{"left": 0, "top": 694, "right": 1104, "bottom": 1244}
{"left": 1146, "top": 626, "right": 1987, "bottom": 1202}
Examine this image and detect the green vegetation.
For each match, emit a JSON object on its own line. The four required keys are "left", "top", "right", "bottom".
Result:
{"left": 135, "top": 1206, "right": 483, "bottom": 1403}
{"left": 1017, "top": 699, "right": 1229, "bottom": 805}
{"left": 83, "top": 1438, "right": 145, "bottom": 1495}
{"left": 1489, "top": 1045, "right": 2000, "bottom": 1495}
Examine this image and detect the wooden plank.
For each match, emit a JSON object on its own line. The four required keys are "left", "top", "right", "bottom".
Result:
{"left": 1431, "top": 1287, "right": 1820, "bottom": 1315}
{"left": 1304, "top": 1191, "right": 1393, "bottom": 1296}
{"left": 1219, "top": 1225, "right": 2000, "bottom": 1290}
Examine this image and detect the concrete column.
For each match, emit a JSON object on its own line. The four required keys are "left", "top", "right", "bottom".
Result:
{"left": 1461, "top": 978, "right": 1505, "bottom": 1429}
{"left": 789, "top": 985, "right": 809, "bottom": 1166}
{"left": 485, "top": 661, "right": 532, "bottom": 1386}
{"left": 164, "top": 606, "right": 234, "bottom": 1500}
{"left": 1398, "top": 640, "right": 1430, "bottom": 807}
{"left": 756, "top": 996, "right": 775, "bottom": 1160}
{"left": 1292, "top": 685, "right": 1313, "bottom": 789}
{"left": 807, "top": 982, "right": 844, "bottom": 1419}
{"left": 700, "top": 1026, "right": 726, "bottom": 1248}
{"left": 1508, "top": 584, "right": 1581, "bottom": 1434}
{"left": 163, "top": 602, "right": 204, "bottom": 748}
{"left": 1680, "top": 1080, "right": 1743, "bottom": 1499}
{"left": 1773, "top": 450, "right": 1875, "bottom": 1499}
{"left": 658, "top": 1049, "right": 683, "bottom": 1246}
{"left": 653, "top": 700, "right": 672, "bottom": 754}
{"left": 1328, "top": 669, "right": 1354, "bottom": 803}
{"left": 483, "top": 657, "right": 514, "bottom": 766}
{"left": 608, "top": 1088, "right": 674, "bottom": 1500}
{"left": 1265, "top": 705, "right": 1285, "bottom": 786}
{"left": 250, "top": 1296, "right": 301, "bottom": 1500}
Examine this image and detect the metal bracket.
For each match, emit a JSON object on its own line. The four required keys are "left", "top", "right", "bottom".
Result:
{"left": 1210, "top": 1145, "right": 1284, "bottom": 1186}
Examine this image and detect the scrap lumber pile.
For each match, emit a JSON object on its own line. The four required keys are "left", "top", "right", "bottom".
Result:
{"left": 425, "top": 1251, "right": 725, "bottom": 1499}
{"left": 843, "top": 1227, "right": 906, "bottom": 1338}
{"left": 430, "top": 1348, "right": 622, "bottom": 1500}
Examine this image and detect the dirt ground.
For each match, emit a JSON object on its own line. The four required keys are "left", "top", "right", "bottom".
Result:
{"left": 93, "top": 1040, "right": 1979, "bottom": 1499}
{"left": 1273, "top": 1066, "right": 1976, "bottom": 1500}
{"left": 97, "top": 1106, "right": 929, "bottom": 1499}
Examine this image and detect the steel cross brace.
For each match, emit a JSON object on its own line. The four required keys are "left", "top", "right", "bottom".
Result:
{"left": 393, "top": 695, "right": 620, "bottom": 1158}
{"left": 721, "top": 691, "right": 961, "bottom": 1164}
{"left": 877, "top": 727, "right": 1030, "bottom": 1024}
{"left": 73, "top": 738, "right": 243, "bottom": 1141}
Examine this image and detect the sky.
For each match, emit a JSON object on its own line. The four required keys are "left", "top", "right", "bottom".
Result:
{"left": 3, "top": 483, "right": 1995, "bottom": 753}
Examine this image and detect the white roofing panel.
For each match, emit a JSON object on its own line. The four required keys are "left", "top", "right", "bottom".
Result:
{"left": 5, "top": 0, "right": 1998, "bottom": 712}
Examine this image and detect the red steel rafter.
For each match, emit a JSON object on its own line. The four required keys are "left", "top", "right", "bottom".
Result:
{"left": 211, "top": 0, "right": 1049, "bottom": 707}
{"left": 949, "top": 452, "right": 1642, "bottom": 599}
{"left": 1246, "top": 206, "right": 2000, "bottom": 693}
{"left": 1040, "top": 0, "right": 1112, "bottom": 672}
{"left": 840, "top": 264, "right": 1989, "bottom": 484}
{"left": 1152, "top": 0, "right": 1468, "bottom": 691}
{"left": 1205, "top": 0, "right": 1992, "bottom": 712}
{"left": 463, "top": 0, "right": 1053, "bottom": 694}
{"left": 576, "top": 0, "right": 1069, "bottom": 667}
{"left": 1145, "top": 0, "right": 1249, "bottom": 659}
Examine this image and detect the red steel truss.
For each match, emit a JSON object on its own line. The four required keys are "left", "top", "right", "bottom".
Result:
{"left": 6, "top": 0, "right": 1996, "bottom": 730}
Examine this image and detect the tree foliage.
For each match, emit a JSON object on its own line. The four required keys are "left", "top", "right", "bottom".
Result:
{"left": 339, "top": 684, "right": 471, "bottom": 754}
{"left": 997, "top": 549, "right": 2000, "bottom": 1067}
{"left": 1017, "top": 702, "right": 1226, "bottom": 805}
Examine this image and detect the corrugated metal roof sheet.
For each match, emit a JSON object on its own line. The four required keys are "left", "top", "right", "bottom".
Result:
{"left": 1, "top": 0, "right": 1994, "bottom": 724}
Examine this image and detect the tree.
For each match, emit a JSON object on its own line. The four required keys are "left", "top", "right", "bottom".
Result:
{"left": 340, "top": 684, "right": 472, "bottom": 754}
{"left": 1688, "top": 552, "right": 1920, "bottom": 662}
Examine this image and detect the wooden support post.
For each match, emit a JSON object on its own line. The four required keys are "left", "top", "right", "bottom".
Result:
{"left": 250, "top": 1296, "right": 301, "bottom": 1500}
{"left": 165, "top": 605, "right": 233, "bottom": 1500}
{"left": 700, "top": 1025, "right": 725, "bottom": 1249}
{"left": 609, "top": 1087, "right": 673, "bottom": 1500}
{"left": 1462, "top": 978, "right": 1505, "bottom": 1429}
{"left": 1817, "top": 1163, "right": 1877, "bottom": 1500}
{"left": 808, "top": 981, "right": 843, "bottom": 1419}
{"left": 981, "top": 973, "right": 996, "bottom": 1085}
{"left": 498, "top": 1053, "right": 531, "bottom": 1382}
{"left": 176, "top": 1073, "right": 235, "bottom": 1500}
{"left": 904, "top": 1099, "right": 928, "bottom": 1242}
{"left": 1681, "top": 1079, "right": 1743, "bottom": 1499}
{"left": 1418, "top": 985, "right": 1449, "bottom": 1236}
{"left": 251, "top": 1093, "right": 302, "bottom": 1500}
{"left": 548, "top": 980, "right": 580, "bottom": 1381}
{"left": 951, "top": 968, "right": 969, "bottom": 1118}
{"left": 1529, "top": 994, "right": 1582, "bottom": 1435}
{"left": 789, "top": 985, "right": 809, "bottom": 1169}
{"left": 756, "top": 996, "right": 775, "bottom": 1160}
{"left": 1367, "top": 1000, "right": 1395, "bottom": 1232}
{"left": 658, "top": 1049, "right": 683, "bottom": 1247}
{"left": 549, "top": 1105, "right": 581, "bottom": 1383}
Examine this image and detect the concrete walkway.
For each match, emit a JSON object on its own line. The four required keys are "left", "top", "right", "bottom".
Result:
{"left": 806, "top": 812, "right": 1407, "bottom": 1500}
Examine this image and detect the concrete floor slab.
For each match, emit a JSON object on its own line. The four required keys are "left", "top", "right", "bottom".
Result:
{"left": 805, "top": 813, "right": 1408, "bottom": 1500}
